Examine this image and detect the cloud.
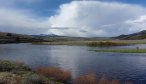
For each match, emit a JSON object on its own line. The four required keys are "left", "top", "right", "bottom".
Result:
{"left": 1, "top": 0, "right": 146, "bottom": 37}
{"left": 0, "top": 8, "right": 50, "bottom": 34}
{"left": 48, "top": 1, "right": 146, "bottom": 37}
{"left": 125, "top": 15, "right": 146, "bottom": 32}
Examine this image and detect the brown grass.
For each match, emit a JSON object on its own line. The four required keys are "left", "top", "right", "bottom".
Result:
{"left": 98, "top": 80, "right": 120, "bottom": 84}
{"left": 35, "top": 67, "right": 71, "bottom": 82}
{"left": 73, "top": 74, "right": 133, "bottom": 84}
{"left": 125, "top": 81, "right": 133, "bottom": 84}
{"left": 73, "top": 73, "right": 98, "bottom": 84}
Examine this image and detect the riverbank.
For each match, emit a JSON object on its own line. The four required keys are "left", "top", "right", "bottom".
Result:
{"left": 0, "top": 60, "right": 64, "bottom": 84}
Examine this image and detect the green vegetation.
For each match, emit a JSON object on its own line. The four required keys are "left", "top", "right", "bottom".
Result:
{"left": 0, "top": 60, "right": 30, "bottom": 72}
{"left": 0, "top": 60, "right": 63, "bottom": 84}
{"left": 0, "top": 32, "right": 45, "bottom": 43}
{"left": 94, "top": 49, "right": 146, "bottom": 53}
{"left": 115, "top": 30, "right": 146, "bottom": 40}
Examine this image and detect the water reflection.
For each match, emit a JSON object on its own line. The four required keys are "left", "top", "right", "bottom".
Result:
{"left": 48, "top": 46, "right": 82, "bottom": 77}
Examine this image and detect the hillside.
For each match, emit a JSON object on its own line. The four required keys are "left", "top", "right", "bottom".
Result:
{"left": 115, "top": 30, "right": 146, "bottom": 40}
{"left": 32, "top": 34, "right": 110, "bottom": 42}
{"left": 0, "top": 32, "right": 45, "bottom": 43}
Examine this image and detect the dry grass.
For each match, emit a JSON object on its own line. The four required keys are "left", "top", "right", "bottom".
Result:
{"left": 0, "top": 72, "right": 21, "bottom": 84}
{"left": 73, "top": 74, "right": 133, "bottom": 84}
{"left": 73, "top": 73, "right": 98, "bottom": 84}
{"left": 124, "top": 81, "right": 133, "bottom": 84}
{"left": 98, "top": 80, "right": 120, "bottom": 84}
{"left": 35, "top": 67, "right": 71, "bottom": 82}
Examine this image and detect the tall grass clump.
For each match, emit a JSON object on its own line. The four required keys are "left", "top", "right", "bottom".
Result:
{"left": 88, "top": 41, "right": 126, "bottom": 47}
{"left": 21, "top": 73, "right": 50, "bottom": 84}
{"left": 35, "top": 67, "right": 71, "bottom": 82}
{"left": 73, "top": 73, "right": 98, "bottom": 84}
{"left": 88, "top": 42, "right": 99, "bottom": 47}
{"left": 98, "top": 79, "right": 119, "bottom": 84}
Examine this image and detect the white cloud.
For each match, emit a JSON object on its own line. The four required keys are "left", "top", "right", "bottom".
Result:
{"left": 0, "top": 8, "right": 50, "bottom": 34}
{"left": 125, "top": 15, "right": 146, "bottom": 32}
{"left": 48, "top": 1, "right": 146, "bottom": 37}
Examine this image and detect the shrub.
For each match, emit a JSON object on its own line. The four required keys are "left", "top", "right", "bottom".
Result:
{"left": 88, "top": 42, "right": 98, "bottom": 47}
{"left": 124, "top": 81, "right": 133, "bottom": 84}
{"left": 111, "top": 80, "right": 119, "bottom": 84}
{"left": 0, "top": 60, "right": 30, "bottom": 72}
{"left": 98, "top": 41, "right": 117, "bottom": 47}
{"left": 98, "top": 75, "right": 120, "bottom": 84}
{"left": 98, "top": 80, "right": 120, "bottom": 84}
{"left": 0, "top": 60, "right": 16, "bottom": 72}
{"left": 35, "top": 67, "right": 71, "bottom": 82}
{"left": 88, "top": 41, "right": 126, "bottom": 47}
{"left": 21, "top": 73, "right": 49, "bottom": 84}
{"left": 73, "top": 73, "right": 98, "bottom": 84}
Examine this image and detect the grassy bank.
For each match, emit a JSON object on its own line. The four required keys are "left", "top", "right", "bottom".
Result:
{"left": 0, "top": 60, "right": 65, "bottom": 84}
{"left": 94, "top": 49, "right": 146, "bottom": 53}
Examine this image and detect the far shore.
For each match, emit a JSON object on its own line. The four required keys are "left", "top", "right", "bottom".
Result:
{"left": 31, "top": 39, "right": 146, "bottom": 47}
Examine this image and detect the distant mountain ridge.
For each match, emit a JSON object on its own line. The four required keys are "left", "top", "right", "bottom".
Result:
{"left": 0, "top": 32, "right": 45, "bottom": 43}
{"left": 115, "top": 30, "right": 146, "bottom": 40}
{"left": 31, "top": 34, "right": 59, "bottom": 37}
{"left": 1, "top": 30, "right": 146, "bottom": 44}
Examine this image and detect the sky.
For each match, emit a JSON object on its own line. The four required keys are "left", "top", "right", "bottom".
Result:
{"left": 1, "top": 0, "right": 146, "bottom": 37}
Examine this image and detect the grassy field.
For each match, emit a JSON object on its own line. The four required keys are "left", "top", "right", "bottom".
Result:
{"left": 94, "top": 49, "right": 146, "bottom": 53}
{"left": 32, "top": 40, "right": 129, "bottom": 47}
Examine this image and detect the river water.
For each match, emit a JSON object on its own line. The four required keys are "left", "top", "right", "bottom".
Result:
{"left": 0, "top": 43, "right": 146, "bottom": 83}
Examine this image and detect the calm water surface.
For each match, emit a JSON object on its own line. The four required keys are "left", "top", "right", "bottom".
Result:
{"left": 0, "top": 43, "right": 146, "bottom": 83}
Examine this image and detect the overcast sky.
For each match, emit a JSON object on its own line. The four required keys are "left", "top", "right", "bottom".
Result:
{"left": 0, "top": 0, "right": 146, "bottom": 37}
